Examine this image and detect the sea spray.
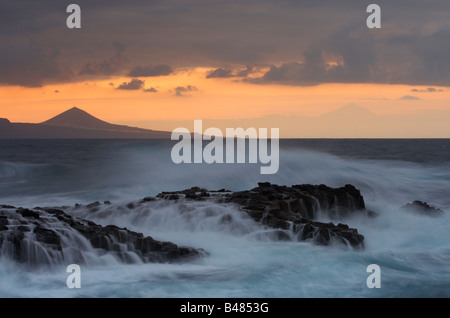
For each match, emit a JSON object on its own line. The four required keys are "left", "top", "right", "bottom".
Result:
{"left": 1, "top": 139, "right": 450, "bottom": 297}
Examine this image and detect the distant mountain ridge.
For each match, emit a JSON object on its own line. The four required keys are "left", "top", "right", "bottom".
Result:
{"left": 2, "top": 104, "right": 450, "bottom": 138}
{"left": 0, "top": 107, "right": 171, "bottom": 139}
{"left": 320, "top": 103, "right": 375, "bottom": 119}
{"left": 127, "top": 104, "right": 450, "bottom": 138}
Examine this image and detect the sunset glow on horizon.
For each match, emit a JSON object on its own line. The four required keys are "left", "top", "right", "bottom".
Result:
{"left": 1, "top": 1, "right": 449, "bottom": 137}
{"left": 1, "top": 67, "right": 449, "bottom": 126}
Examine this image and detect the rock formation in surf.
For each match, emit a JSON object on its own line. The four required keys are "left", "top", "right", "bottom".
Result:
{"left": 157, "top": 182, "right": 369, "bottom": 248}
{"left": 1, "top": 183, "right": 375, "bottom": 266}
{"left": 0, "top": 205, "right": 203, "bottom": 266}
{"left": 400, "top": 200, "right": 443, "bottom": 217}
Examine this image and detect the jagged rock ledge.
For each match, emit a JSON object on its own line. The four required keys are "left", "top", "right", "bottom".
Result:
{"left": 1, "top": 183, "right": 373, "bottom": 266}
{"left": 401, "top": 200, "right": 444, "bottom": 217}
{"left": 157, "top": 182, "right": 371, "bottom": 249}
{"left": 0, "top": 205, "right": 204, "bottom": 266}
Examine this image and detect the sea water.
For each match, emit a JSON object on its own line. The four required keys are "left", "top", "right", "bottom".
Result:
{"left": 0, "top": 139, "right": 449, "bottom": 297}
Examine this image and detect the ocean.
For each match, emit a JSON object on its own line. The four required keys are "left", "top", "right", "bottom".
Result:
{"left": 1, "top": 139, "right": 450, "bottom": 297}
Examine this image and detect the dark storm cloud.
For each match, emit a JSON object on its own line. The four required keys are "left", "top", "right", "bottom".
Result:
{"left": 0, "top": 41, "right": 73, "bottom": 87}
{"left": 128, "top": 64, "right": 173, "bottom": 77}
{"left": 251, "top": 26, "right": 450, "bottom": 86}
{"left": 409, "top": 31, "right": 450, "bottom": 85}
{"left": 173, "top": 85, "right": 198, "bottom": 97}
{"left": 206, "top": 68, "right": 234, "bottom": 79}
{"left": 382, "top": 30, "right": 450, "bottom": 86}
{"left": 236, "top": 65, "right": 255, "bottom": 78}
{"left": 115, "top": 79, "right": 158, "bottom": 92}
{"left": 249, "top": 27, "right": 378, "bottom": 86}
{"left": 411, "top": 87, "right": 444, "bottom": 93}
{"left": 116, "top": 78, "right": 144, "bottom": 90}
{"left": 143, "top": 87, "right": 158, "bottom": 93}
{"left": 206, "top": 66, "right": 258, "bottom": 79}
{"left": 0, "top": 0, "right": 449, "bottom": 87}
{"left": 79, "top": 43, "right": 128, "bottom": 76}
{"left": 0, "top": 0, "right": 158, "bottom": 35}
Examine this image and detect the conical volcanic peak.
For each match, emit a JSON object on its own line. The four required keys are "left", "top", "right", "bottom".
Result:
{"left": 42, "top": 107, "right": 116, "bottom": 130}
{"left": 0, "top": 107, "right": 171, "bottom": 138}
{"left": 322, "top": 104, "right": 375, "bottom": 118}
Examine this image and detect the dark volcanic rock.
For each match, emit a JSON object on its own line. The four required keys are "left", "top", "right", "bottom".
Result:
{"left": 0, "top": 205, "right": 204, "bottom": 266}
{"left": 0, "top": 204, "right": 15, "bottom": 209}
{"left": 240, "top": 182, "right": 368, "bottom": 219}
{"left": 0, "top": 182, "right": 370, "bottom": 266}
{"left": 401, "top": 201, "right": 444, "bottom": 217}
{"left": 33, "top": 226, "right": 62, "bottom": 250}
{"left": 157, "top": 187, "right": 211, "bottom": 201}
{"left": 0, "top": 216, "right": 8, "bottom": 231}
{"left": 158, "top": 183, "right": 368, "bottom": 248}
{"left": 231, "top": 183, "right": 366, "bottom": 248}
{"left": 141, "top": 197, "right": 155, "bottom": 202}
{"left": 17, "top": 208, "right": 40, "bottom": 219}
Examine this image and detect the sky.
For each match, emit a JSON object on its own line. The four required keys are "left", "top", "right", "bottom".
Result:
{"left": 0, "top": 0, "right": 449, "bottom": 137}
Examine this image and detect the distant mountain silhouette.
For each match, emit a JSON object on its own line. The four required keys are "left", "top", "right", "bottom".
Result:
{"left": 0, "top": 107, "right": 171, "bottom": 139}
{"left": 321, "top": 103, "right": 375, "bottom": 119}
{"left": 134, "top": 104, "right": 450, "bottom": 138}
{"left": 3, "top": 104, "right": 450, "bottom": 138}
{"left": 42, "top": 107, "right": 120, "bottom": 130}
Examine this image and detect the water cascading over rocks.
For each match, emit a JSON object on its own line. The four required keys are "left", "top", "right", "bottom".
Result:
{"left": 1, "top": 183, "right": 373, "bottom": 267}
{"left": 0, "top": 205, "right": 203, "bottom": 267}
{"left": 157, "top": 183, "right": 371, "bottom": 248}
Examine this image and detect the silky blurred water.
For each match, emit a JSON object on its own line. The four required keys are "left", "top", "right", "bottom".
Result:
{"left": 1, "top": 139, "right": 449, "bottom": 297}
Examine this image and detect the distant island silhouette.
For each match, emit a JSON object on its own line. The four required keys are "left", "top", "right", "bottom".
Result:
{"left": 3, "top": 104, "right": 450, "bottom": 138}
{"left": 0, "top": 107, "right": 171, "bottom": 139}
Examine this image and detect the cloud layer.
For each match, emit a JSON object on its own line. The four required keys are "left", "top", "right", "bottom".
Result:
{"left": 0, "top": 0, "right": 449, "bottom": 87}
{"left": 173, "top": 85, "right": 198, "bottom": 97}
{"left": 129, "top": 64, "right": 173, "bottom": 77}
{"left": 116, "top": 78, "right": 144, "bottom": 90}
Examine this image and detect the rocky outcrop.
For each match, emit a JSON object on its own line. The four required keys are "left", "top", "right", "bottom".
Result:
{"left": 157, "top": 183, "right": 369, "bottom": 248}
{"left": 401, "top": 201, "right": 444, "bottom": 217}
{"left": 0, "top": 183, "right": 374, "bottom": 267}
{"left": 227, "top": 182, "right": 371, "bottom": 219}
{"left": 0, "top": 205, "right": 203, "bottom": 266}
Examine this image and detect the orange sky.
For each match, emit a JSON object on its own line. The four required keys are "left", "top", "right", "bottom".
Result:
{"left": 1, "top": 0, "right": 449, "bottom": 138}
{"left": 1, "top": 67, "right": 449, "bottom": 129}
